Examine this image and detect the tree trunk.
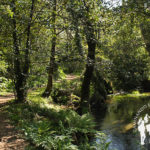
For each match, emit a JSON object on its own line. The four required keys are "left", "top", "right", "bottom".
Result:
{"left": 70, "top": 10, "right": 84, "bottom": 58}
{"left": 12, "top": 0, "right": 25, "bottom": 102}
{"left": 80, "top": 20, "right": 96, "bottom": 114}
{"left": 75, "top": 25, "right": 84, "bottom": 58}
{"left": 42, "top": 0, "right": 56, "bottom": 97}
{"left": 11, "top": 0, "right": 35, "bottom": 102}
{"left": 23, "top": 0, "right": 35, "bottom": 98}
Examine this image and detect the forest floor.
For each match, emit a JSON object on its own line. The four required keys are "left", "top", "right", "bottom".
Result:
{"left": 0, "top": 74, "right": 79, "bottom": 150}
{"left": 0, "top": 94, "right": 28, "bottom": 150}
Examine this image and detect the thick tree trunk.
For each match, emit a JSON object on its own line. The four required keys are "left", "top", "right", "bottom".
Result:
{"left": 11, "top": 0, "right": 35, "bottom": 102}
{"left": 12, "top": 0, "right": 25, "bottom": 102}
{"left": 42, "top": 0, "right": 56, "bottom": 98}
{"left": 80, "top": 20, "right": 96, "bottom": 114}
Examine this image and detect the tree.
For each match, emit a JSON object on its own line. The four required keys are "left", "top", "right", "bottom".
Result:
{"left": 126, "top": 0, "right": 150, "bottom": 55}
{"left": 66, "top": 0, "right": 103, "bottom": 114}
{"left": 42, "top": 0, "right": 57, "bottom": 97}
{"left": 99, "top": 0, "right": 150, "bottom": 92}
{"left": 80, "top": 13, "right": 96, "bottom": 114}
{"left": 11, "top": 0, "right": 35, "bottom": 101}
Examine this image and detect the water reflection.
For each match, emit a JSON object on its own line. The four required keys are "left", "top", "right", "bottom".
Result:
{"left": 95, "top": 95, "right": 150, "bottom": 150}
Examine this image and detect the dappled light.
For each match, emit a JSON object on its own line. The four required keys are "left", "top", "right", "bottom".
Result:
{"left": 1, "top": 0, "right": 150, "bottom": 149}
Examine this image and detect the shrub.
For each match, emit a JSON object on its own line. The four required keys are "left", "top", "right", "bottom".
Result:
{"left": 7, "top": 101, "right": 96, "bottom": 150}
{"left": 0, "top": 77, "right": 13, "bottom": 92}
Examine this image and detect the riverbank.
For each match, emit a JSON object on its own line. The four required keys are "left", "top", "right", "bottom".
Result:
{"left": 1, "top": 90, "right": 108, "bottom": 150}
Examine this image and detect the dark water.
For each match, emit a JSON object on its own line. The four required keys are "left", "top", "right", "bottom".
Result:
{"left": 95, "top": 94, "right": 150, "bottom": 150}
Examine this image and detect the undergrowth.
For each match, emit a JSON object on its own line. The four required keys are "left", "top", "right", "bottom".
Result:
{"left": 6, "top": 93, "right": 110, "bottom": 150}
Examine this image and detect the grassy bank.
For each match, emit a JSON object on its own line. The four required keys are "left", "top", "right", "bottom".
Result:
{"left": 107, "top": 91, "right": 150, "bottom": 102}
{"left": 4, "top": 90, "right": 109, "bottom": 150}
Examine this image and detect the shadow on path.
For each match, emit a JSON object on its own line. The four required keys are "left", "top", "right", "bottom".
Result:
{"left": 0, "top": 95, "right": 27, "bottom": 150}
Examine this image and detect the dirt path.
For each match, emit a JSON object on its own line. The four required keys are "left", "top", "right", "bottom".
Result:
{"left": 65, "top": 75, "right": 78, "bottom": 80}
{"left": 56, "top": 74, "right": 79, "bottom": 83}
{"left": 0, "top": 95, "right": 27, "bottom": 150}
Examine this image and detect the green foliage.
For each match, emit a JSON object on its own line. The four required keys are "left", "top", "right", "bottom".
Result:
{"left": 22, "top": 120, "right": 78, "bottom": 150}
{"left": 131, "top": 90, "right": 140, "bottom": 94}
{"left": 99, "top": 10, "right": 150, "bottom": 92}
{"left": 108, "top": 92, "right": 150, "bottom": 102}
{"left": 58, "top": 40, "right": 85, "bottom": 74}
{"left": 6, "top": 94, "right": 99, "bottom": 150}
{"left": 93, "top": 132, "right": 111, "bottom": 150}
{"left": 110, "top": 47, "right": 150, "bottom": 91}
{"left": 51, "top": 78, "right": 81, "bottom": 105}
{"left": 54, "top": 67, "right": 66, "bottom": 80}
{"left": 0, "top": 77, "right": 13, "bottom": 92}
{"left": 0, "top": 59, "right": 7, "bottom": 74}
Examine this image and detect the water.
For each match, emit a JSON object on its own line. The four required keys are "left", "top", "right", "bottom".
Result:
{"left": 95, "top": 94, "right": 150, "bottom": 150}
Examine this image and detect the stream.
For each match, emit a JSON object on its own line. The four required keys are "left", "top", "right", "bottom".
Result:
{"left": 95, "top": 94, "right": 150, "bottom": 150}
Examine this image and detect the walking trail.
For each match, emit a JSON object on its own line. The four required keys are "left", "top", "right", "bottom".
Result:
{"left": 0, "top": 94, "right": 27, "bottom": 150}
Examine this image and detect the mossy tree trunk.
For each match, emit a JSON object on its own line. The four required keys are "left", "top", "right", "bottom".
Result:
{"left": 42, "top": 0, "right": 56, "bottom": 97}
{"left": 80, "top": 20, "right": 96, "bottom": 114}
{"left": 12, "top": 0, "right": 24, "bottom": 101}
{"left": 11, "top": 0, "right": 35, "bottom": 102}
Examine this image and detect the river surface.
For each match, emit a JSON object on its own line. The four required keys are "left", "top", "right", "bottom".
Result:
{"left": 95, "top": 94, "right": 150, "bottom": 150}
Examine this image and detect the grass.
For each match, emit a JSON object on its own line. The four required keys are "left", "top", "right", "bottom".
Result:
{"left": 0, "top": 83, "right": 110, "bottom": 150}
{"left": 0, "top": 90, "right": 13, "bottom": 96}
{"left": 107, "top": 91, "right": 150, "bottom": 102}
{"left": 4, "top": 90, "right": 101, "bottom": 150}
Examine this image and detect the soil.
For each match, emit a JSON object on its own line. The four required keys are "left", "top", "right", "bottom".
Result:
{"left": 0, "top": 94, "right": 28, "bottom": 150}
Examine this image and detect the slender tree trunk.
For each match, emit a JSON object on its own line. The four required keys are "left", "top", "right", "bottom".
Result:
{"left": 23, "top": 0, "right": 35, "bottom": 97}
{"left": 80, "top": 20, "right": 96, "bottom": 114}
{"left": 11, "top": 0, "right": 35, "bottom": 102}
{"left": 75, "top": 24, "right": 84, "bottom": 58}
{"left": 42, "top": 0, "right": 56, "bottom": 97}
{"left": 70, "top": 10, "right": 84, "bottom": 58}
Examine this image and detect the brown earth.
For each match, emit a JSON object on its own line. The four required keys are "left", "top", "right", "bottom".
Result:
{"left": 0, "top": 95, "right": 28, "bottom": 150}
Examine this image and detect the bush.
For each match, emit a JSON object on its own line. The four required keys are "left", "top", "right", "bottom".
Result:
{"left": 52, "top": 78, "right": 81, "bottom": 105}
{"left": 0, "top": 77, "right": 13, "bottom": 92}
